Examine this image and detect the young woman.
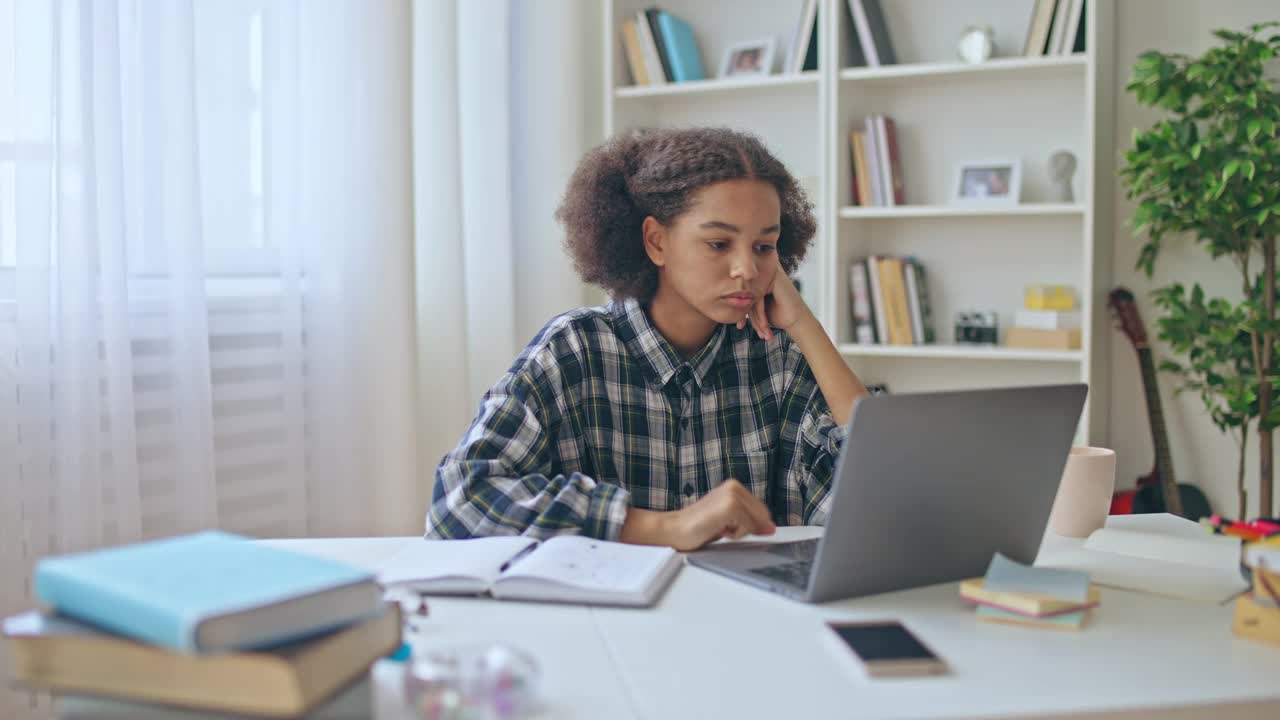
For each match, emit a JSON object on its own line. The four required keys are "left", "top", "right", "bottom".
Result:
{"left": 427, "top": 127, "right": 869, "bottom": 550}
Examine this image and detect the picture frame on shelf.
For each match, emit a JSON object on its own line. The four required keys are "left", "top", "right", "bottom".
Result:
{"left": 952, "top": 160, "right": 1022, "bottom": 206}
{"left": 719, "top": 37, "right": 777, "bottom": 78}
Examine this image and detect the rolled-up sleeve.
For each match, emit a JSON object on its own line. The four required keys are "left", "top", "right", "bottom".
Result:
{"left": 426, "top": 372, "right": 632, "bottom": 541}
{"left": 773, "top": 343, "right": 848, "bottom": 526}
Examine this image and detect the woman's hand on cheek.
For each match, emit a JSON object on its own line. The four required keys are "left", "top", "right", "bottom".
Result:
{"left": 738, "top": 260, "right": 812, "bottom": 341}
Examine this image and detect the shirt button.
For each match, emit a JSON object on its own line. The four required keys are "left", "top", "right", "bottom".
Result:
{"left": 682, "top": 483, "right": 694, "bottom": 496}
{"left": 680, "top": 417, "right": 688, "bottom": 429}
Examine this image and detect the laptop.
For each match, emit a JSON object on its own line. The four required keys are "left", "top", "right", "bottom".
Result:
{"left": 687, "top": 384, "right": 1088, "bottom": 603}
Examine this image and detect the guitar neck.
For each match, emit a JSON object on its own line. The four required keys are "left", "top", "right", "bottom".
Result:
{"left": 1137, "top": 347, "right": 1184, "bottom": 516}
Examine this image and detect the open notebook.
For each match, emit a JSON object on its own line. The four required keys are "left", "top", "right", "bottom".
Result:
{"left": 377, "top": 536, "right": 683, "bottom": 608}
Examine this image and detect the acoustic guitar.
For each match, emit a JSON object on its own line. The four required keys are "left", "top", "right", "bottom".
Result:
{"left": 1107, "top": 288, "right": 1212, "bottom": 520}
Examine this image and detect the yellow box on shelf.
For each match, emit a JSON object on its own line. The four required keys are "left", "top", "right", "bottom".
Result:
{"left": 1005, "top": 327, "right": 1082, "bottom": 351}
{"left": 1024, "top": 284, "right": 1076, "bottom": 311}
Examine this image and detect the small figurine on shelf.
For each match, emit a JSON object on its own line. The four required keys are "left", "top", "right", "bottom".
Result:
{"left": 957, "top": 26, "right": 995, "bottom": 65}
{"left": 954, "top": 311, "right": 999, "bottom": 345}
{"left": 1048, "top": 150, "right": 1077, "bottom": 203}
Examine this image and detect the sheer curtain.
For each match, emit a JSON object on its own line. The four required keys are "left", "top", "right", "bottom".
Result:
{"left": 412, "top": 0, "right": 600, "bottom": 477}
{"left": 0, "top": 3, "right": 419, "bottom": 711}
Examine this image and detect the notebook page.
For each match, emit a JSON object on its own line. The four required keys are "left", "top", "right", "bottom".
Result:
{"left": 376, "top": 537, "right": 535, "bottom": 593}
{"left": 496, "top": 536, "right": 677, "bottom": 595}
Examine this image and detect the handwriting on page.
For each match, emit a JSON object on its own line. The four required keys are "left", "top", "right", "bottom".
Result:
{"left": 503, "top": 536, "right": 670, "bottom": 591}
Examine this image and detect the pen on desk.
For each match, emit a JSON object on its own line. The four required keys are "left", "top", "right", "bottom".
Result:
{"left": 499, "top": 542, "right": 539, "bottom": 573}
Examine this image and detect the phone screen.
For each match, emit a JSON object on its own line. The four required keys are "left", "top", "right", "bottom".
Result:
{"left": 830, "top": 622, "right": 937, "bottom": 661}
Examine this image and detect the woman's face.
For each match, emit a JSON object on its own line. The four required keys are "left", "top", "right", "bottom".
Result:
{"left": 645, "top": 178, "right": 781, "bottom": 326}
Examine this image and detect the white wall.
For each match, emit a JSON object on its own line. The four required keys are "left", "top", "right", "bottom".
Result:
{"left": 510, "top": 0, "right": 605, "bottom": 345}
{"left": 1109, "top": 0, "right": 1279, "bottom": 518}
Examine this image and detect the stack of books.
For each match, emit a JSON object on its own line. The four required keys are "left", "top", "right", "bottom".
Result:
{"left": 848, "top": 114, "right": 904, "bottom": 207}
{"left": 962, "top": 553, "right": 1099, "bottom": 631}
{"left": 619, "top": 8, "right": 705, "bottom": 86}
{"left": 3, "top": 531, "right": 400, "bottom": 718}
{"left": 1006, "top": 284, "right": 1081, "bottom": 350}
{"left": 1024, "top": 0, "right": 1087, "bottom": 57}
{"left": 1234, "top": 536, "right": 1280, "bottom": 647}
{"left": 849, "top": 255, "right": 935, "bottom": 346}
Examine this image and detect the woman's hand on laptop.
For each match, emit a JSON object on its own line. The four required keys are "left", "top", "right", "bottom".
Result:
{"left": 620, "top": 480, "right": 776, "bottom": 551}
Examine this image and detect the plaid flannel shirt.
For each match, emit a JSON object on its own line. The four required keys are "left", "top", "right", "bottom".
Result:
{"left": 426, "top": 298, "right": 849, "bottom": 541}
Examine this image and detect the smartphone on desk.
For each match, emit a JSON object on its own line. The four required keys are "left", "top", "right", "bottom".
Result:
{"left": 827, "top": 621, "right": 947, "bottom": 678}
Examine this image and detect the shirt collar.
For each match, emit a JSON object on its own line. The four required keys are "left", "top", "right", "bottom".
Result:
{"left": 612, "top": 297, "right": 727, "bottom": 390}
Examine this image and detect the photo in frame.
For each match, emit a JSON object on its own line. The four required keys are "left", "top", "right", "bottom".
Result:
{"left": 719, "top": 38, "right": 777, "bottom": 78}
{"left": 952, "top": 160, "right": 1021, "bottom": 206}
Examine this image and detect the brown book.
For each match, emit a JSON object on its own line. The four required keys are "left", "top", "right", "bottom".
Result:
{"left": 851, "top": 130, "right": 872, "bottom": 208}
{"left": 3, "top": 604, "right": 400, "bottom": 718}
{"left": 1005, "top": 326, "right": 1082, "bottom": 350}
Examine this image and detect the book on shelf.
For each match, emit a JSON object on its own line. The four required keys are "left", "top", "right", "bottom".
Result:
{"left": 849, "top": 259, "right": 877, "bottom": 344}
{"left": 879, "top": 116, "right": 905, "bottom": 206}
{"left": 864, "top": 255, "right": 890, "bottom": 344}
{"left": 848, "top": 130, "right": 871, "bottom": 206}
{"left": 3, "top": 605, "right": 398, "bottom": 718}
{"left": 846, "top": 0, "right": 896, "bottom": 67}
{"left": 377, "top": 534, "right": 683, "bottom": 607}
{"left": 862, "top": 116, "right": 883, "bottom": 206}
{"left": 619, "top": 18, "right": 651, "bottom": 86}
{"left": 786, "top": 0, "right": 819, "bottom": 74}
{"left": 1024, "top": 0, "right": 1086, "bottom": 57}
{"left": 643, "top": 9, "right": 675, "bottom": 82}
{"left": 850, "top": 256, "right": 934, "bottom": 346}
{"left": 656, "top": 10, "right": 706, "bottom": 82}
{"left": 877, "top": 257, "right": 913, "bottom": 345}
{"left": 632, "top": 9, "right": 668, "bottom": 85}
{"left": 33, "top": 531, "right": 385, "bottom": 654}
{"left": 849, "top": 115, "right": 903, "bottom": 207}
{"left": 1023, "top": 0, "right": 1057, "bottom": 56}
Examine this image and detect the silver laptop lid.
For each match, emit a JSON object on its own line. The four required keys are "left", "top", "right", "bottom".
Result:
{"left": 807, "top": 383, "right": 1087, "bottom": 603}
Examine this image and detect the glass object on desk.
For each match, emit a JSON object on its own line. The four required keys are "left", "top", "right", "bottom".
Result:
{"left": 403, "top": 642, "right": 541, "bottom": 720}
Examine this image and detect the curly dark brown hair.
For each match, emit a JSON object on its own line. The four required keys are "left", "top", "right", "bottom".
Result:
{"left": 555, "top": 127, "right": 816, "bottom": 301}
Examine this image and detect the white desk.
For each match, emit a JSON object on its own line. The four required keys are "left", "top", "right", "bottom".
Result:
{"left": 263, "top": 529, "right": 1280, "bottom": 720}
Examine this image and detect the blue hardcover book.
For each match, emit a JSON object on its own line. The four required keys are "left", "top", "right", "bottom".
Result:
{"left": 656, "top": 11, "right": 706, "bottom": 82}
{"left": 34, "top": 531, "right": 383, "bottom": 654}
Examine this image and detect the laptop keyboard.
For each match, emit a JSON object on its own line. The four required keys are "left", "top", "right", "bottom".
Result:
{"left": 749, "top": 560, "right": 813, "bottom": 588}
{"left": 765, "top": 538, "right": 820, "bottom": 560}
{"left": 745, "top": 540, "right": 820, "bottom": 588}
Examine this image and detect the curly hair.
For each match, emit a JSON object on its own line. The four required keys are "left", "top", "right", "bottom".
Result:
{"left": 555, "top": 127, "right": 817, "bottom": 302}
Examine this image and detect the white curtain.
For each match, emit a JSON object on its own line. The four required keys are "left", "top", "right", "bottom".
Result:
{"left": 412, "top": 0, "right": 600, "bottom": 479}
{"left": 0, "top": 3, "right": 419, "bottom": 710}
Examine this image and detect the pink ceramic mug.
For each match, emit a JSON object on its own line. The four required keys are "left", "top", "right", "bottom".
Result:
{"left": 1047, "top": 446, "right": 1117, "bottom": 538}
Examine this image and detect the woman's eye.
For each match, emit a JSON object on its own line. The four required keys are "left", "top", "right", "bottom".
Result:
{"left": 755, "top": 244, "right": 776, "bottom": 254}
{"left": 706, "top": 241, "right": 728, "bottom": 250}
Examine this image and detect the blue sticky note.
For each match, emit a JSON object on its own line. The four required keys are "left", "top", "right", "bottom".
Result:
{"left": 983, "top": 553, "right": 1089, "bottom": 603}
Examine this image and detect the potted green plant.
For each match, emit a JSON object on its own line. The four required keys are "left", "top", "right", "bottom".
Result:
{"left": 1120, "top": 22, "right": 1280, "bottom": 519}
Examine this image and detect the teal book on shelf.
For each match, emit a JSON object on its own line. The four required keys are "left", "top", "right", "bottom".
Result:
{"left": 656, "top": 11, "right": 706, "bottom": 82}
{"left": 34, "top": 531, "right": 384, "bottom": 653}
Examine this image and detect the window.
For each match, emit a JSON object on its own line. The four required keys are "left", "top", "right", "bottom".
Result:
{"left": 0, "top": 0, "right": 276, "bottom": 281}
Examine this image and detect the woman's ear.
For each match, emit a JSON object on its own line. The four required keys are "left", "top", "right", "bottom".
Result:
{"left": 642, "top": 216, "right": 667, "bottom": 268}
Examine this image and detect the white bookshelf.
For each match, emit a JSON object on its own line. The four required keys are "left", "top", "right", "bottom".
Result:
{"left": 604, "top": 0, "right": 1115, "bottom": 442}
